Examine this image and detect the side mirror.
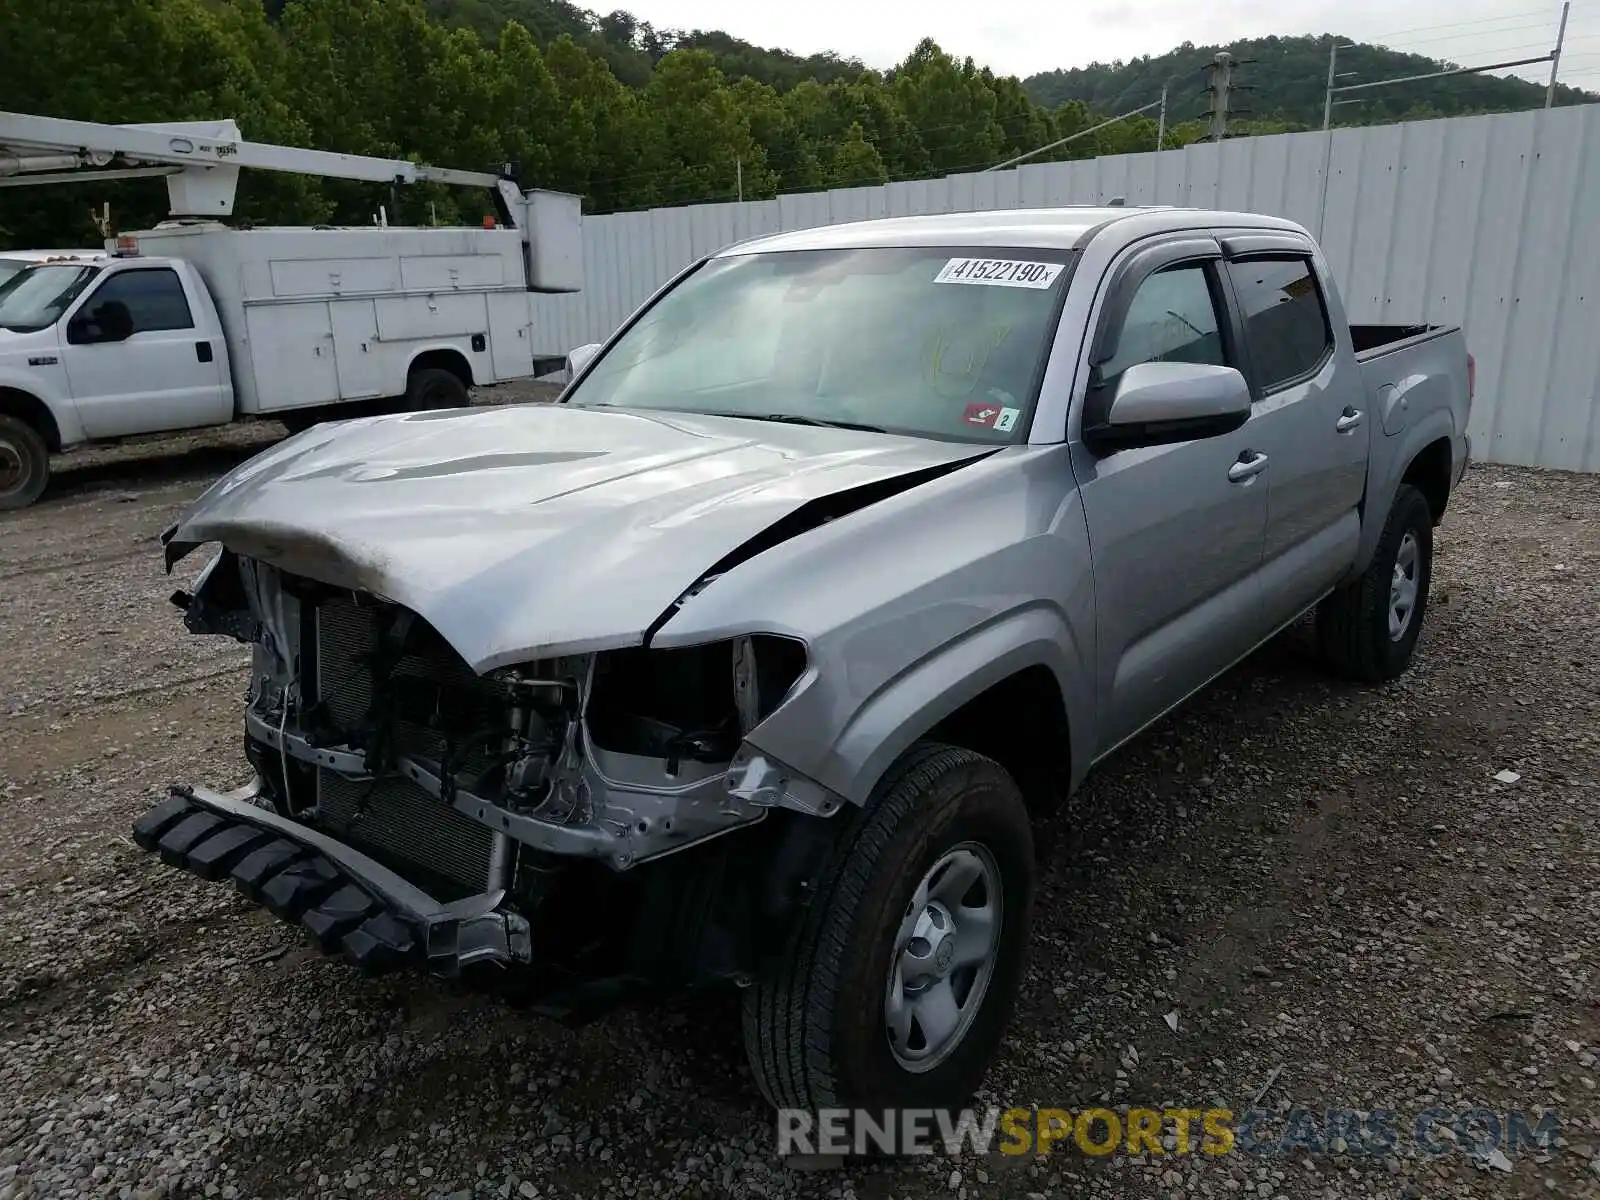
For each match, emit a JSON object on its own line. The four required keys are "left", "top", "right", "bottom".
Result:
{"left": 566, "top": 342, "right": 602, "bottom": 377}
{"left": 1085, "top": 361, "right": 1251, "bottom": 452}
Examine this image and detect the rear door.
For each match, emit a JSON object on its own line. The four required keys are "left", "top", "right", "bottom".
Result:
{"left": 61, "top": 265, "right": 230, "bottom": 438}
{"left": 1069, "top": 236, "right": 1270, "bottom": 757}
{"left": 1220, "top": 240, "right": 1368, "bottom": 628}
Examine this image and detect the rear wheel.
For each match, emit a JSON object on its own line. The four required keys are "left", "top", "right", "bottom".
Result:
{"left": 742, "top": 743, "right": 1035, "bottom": 1113}
{"left": 404, "top": 367, "right": 470, "bottom": 413}
{"left": 278, "top": 411, "right": 323, "bottom": 436}
{"left": 1316, "top": 482, "right": 1434, "bottom": 682}
{"left": 0, "top": 414, "right": 50, "bottom": 511}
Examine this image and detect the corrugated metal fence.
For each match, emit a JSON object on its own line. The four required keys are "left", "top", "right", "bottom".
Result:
{"left": 531, "top": 103, "right": 1600, "bottom": 472}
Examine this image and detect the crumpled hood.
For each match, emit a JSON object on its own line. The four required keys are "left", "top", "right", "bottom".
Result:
{"left": 164, "top": 403, "right": 991, "bottom": 671}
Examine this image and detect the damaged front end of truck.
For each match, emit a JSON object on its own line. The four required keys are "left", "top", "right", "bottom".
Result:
{"left": 135, "top": 541, "right": 848, "bottom": 1016}
{"left": 126, "top": 397, "right": 1010, "bottom": 1016}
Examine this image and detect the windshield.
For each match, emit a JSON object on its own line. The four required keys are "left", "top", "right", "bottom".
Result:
{"left": 0, "top": 262, "right": 27, "bottom": 288}
{"left": 564, "top": 245, "right": 1075, "bottom": 442}
{"left": 0, "top": 263, "right": 101, "bottom": 332}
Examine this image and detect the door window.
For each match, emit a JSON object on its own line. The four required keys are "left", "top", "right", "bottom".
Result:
{"left": 1226, "top": 256, "right": 1332, "bottom": 391}
{"left": 82, "top": 268, "right": 194, "bottom": 334}
{"left": 1097, "top": 263, "right": 1229, "bottom": 395}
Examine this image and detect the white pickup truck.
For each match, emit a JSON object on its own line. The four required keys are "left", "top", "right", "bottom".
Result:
{"left": 0, "top": 204, "right": 581, "bottom": 510}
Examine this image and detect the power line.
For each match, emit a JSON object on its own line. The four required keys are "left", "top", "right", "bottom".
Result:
{"left": 1322, "top": 1, "right": 1574, "bottom": 124}
{"left": 1353, "top": 7, "right": 1562, "bottom": 43}
{"left": 1387, "top": 22, "right": 1571, "bottom": 52}
{"left": 567, "top": 97, "right": 1176, "bottom": 198}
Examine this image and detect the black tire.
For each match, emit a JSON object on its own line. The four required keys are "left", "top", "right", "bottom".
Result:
{"left": 279, "top": 411, "right": 322, "bottom": 436}
{"left": 742, "top": 742, "right": 1035, "bottom": 1113}
{"left": 1316, "top": 482, "right": 1434, "bottom": 683}
{"left": 404, "top": 367, "right": 470, "bottom": 413}
{"left": 0, "top": 414, "right": 50, "bottom": 512}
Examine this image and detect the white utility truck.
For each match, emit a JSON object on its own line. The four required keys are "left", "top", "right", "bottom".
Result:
{"left": 0, "top": 112, "right": 584, "bottom": 509}
{"left": 0, "top": 249, "right": 105, "bottom": 287}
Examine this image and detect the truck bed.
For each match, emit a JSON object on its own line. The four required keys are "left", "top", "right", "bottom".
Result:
{"left": 1350, "top": 323, "right": 1456, "bottom": 361}
{"left": 1352, "top": 321, "right": 1472, "bottom": 482}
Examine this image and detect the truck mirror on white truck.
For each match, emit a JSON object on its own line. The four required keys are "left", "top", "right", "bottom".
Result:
{"left": 567, "top": 343, "right": 602, "bottom": 377}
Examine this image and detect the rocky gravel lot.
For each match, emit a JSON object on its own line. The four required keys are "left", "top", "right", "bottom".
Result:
{"left": 0, "top": 407, "right": 1596, "bottom": 1200}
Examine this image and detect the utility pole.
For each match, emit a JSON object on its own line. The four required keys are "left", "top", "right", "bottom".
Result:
{"left": 1547, "top": 1, "right": 1571, "bottom": 107}
{"left": 1203, "top": 52, "right": 1237, "bottom": 142}
{"left": 1322, "top": 41, "right": 1359, "bottom": 130}
{"left": 736, "top": 157, "right": 743, "bottom": 202}
{"left": 1323, "top": 42, "right": 1339, "bottom": 131}
{"left": 1156, "top": 83, "right": 1168, "bottom": 150}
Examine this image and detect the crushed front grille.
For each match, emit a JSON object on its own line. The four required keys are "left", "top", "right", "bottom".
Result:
{"left": 311, "top": 595, "right": 499, "bottom": 895}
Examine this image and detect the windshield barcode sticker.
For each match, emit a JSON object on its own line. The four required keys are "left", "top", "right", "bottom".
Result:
{"left": 934, "top": 258, "right": 1063, "bottom": 289}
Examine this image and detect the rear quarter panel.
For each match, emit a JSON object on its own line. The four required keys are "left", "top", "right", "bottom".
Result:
{"left": 1353, "top": 328, "right": 1472, "bottom": 573}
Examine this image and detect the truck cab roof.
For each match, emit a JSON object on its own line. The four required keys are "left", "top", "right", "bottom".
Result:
{"left": 718, "top": 206, "right": 1308, "bottom": 256}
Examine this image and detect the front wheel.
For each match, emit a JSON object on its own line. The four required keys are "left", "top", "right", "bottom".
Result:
{"left": 742, "top": 743, "right": 1035, "bottom": 1113}
{"left": 0, "top": 414, "right": 50, "bottom": 511}
{"left": 1316, "top": 482, "right": 1435, "bottom": 682}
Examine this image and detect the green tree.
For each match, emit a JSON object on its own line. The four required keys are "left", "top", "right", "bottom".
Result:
{"left": 892, "top": 39, "right": 1006, "bottom": 176}
{"left": 641, "top": 50, "right": 775, "bottom": 205}
{"left": 826, "top": 123, "right": 888, "bottom": 188}
{"left": 0, "top": 0, "right": 324, "bottom": 243}
{"left": 733, "top": 78, "right": 823, "bottom": 193}
{"left": 543, "top": 34, "right": 655, "bottom": 209}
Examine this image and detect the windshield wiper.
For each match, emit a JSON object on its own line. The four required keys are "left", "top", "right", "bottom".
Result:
{"left": 751, "top": 413, "right": 888, "bottom": 433}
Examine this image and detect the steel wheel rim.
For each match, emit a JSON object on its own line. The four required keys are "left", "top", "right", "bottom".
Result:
{"left": 0, "top": 436, "right": 25, "bottom": 499}
{"left": 884, "top": 841, "right": 1002, "bottom": 1073}
{"left": 1389, "top": 530, "right": 1421, "bottom": 640}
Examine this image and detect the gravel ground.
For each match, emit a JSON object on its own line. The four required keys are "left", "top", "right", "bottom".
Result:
{"left": 0, "top": 415, "right": 1596, "bottom": 1200}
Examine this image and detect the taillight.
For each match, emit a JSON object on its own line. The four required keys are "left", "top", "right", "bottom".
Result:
{"left": 1467, "top": 352, "right": 1476, "bottom": 400}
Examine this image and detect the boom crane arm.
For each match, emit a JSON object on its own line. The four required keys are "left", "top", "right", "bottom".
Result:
{"left": 0, "top": 111, "right": 523, "bottom": 224}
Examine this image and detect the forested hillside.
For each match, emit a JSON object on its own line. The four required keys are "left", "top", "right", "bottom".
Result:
{"left": 1024, "top": 34, "right": 1596, "bottom": 126}
{"left": 0, "top": 0, "right": 1183, "bottom": 246}
{"left": 1, "top": 0, "right": 1592, "bottom": 249}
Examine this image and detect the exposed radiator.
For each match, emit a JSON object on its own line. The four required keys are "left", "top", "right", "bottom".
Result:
{"left": 311, "top": 595, "right": 501, "bottom": 896}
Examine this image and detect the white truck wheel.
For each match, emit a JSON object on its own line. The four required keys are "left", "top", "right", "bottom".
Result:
{"left": 0, "top": 414, "right": 50, "bottom": 511}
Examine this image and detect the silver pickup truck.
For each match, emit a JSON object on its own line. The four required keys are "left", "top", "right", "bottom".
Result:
{"left": 136, "top": 205, "right": 1472, "bottom": 1115}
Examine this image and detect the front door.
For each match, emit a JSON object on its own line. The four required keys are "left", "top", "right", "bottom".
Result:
{"left": 61, "top": 265, "right": 229, "bottom": 439}
{"left": 1069, "top": 246, "right": 1269, "bottom": 757}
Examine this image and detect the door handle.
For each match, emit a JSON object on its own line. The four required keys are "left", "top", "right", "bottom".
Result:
{"left": 1336, "top": 406, "right": 1363, "bottom": 432}
{"left": 1227, "top": 450, "right": 1269, "bottom": 482}
{"left": 195, "top": 340, "right": 214, "bottom": 364}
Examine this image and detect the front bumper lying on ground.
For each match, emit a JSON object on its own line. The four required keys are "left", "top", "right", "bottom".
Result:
{"left": 132, "top": 780, "right": 531, "bottom": 976}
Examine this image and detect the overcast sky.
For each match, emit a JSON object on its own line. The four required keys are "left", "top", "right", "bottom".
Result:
{"left": 619, "top": 0, "right": 1600, "bottom": 91}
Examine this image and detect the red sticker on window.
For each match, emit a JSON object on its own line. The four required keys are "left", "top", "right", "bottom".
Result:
{"left": 962, "top": 402, "right": 1002, "bottom": 427}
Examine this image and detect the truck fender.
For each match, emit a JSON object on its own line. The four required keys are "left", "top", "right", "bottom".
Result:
{"left": 749, "top": 604, "right": 1090, "bottom": 809}
{"left": 1352, "top": 406, "right": 1455, "bottom": 577}
{"left": 0, "top": 373, "right": 84, "bottom": 448}
{"left": 405, "top": 345, "right": 476, "bottom": 389}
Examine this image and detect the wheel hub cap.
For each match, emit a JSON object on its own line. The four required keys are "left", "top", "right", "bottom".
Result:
{"left": 1389, "top": 530, "right": 1420, "bottom": 641}
{"left": 884, "top": 843, "right": 1002, "bottom": 1073}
